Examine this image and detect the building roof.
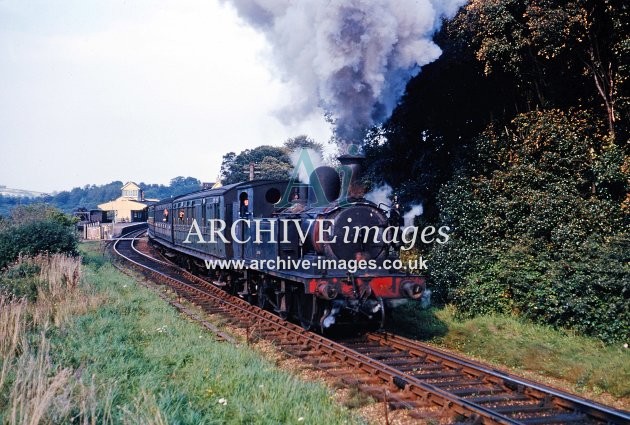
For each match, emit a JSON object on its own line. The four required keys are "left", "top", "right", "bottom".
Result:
{"left": 121, "top": 182, "right": 141, "bottom": 191}
{"left": 98, "top": 198, "right": 151, "bottom": 211}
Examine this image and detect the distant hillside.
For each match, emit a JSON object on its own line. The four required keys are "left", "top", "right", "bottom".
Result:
{"left": 0, "top": 177, "right": 202, "bottom": 217}
{"left": 0, "top": 186, "right": 49, "bottom": 198}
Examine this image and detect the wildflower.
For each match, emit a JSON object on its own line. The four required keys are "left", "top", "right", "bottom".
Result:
{"left": 218, "top": 397, "right": 227, "bottom": 406}
{"left": 298, "top": 417, "right": 304, "bottom": 422}
{"left": 624, "top": 343, "right": 628, "bottom": 349}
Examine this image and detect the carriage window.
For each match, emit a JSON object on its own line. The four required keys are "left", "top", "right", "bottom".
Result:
{"left": 239, "top": 192, "right": 249, "bottom": 217}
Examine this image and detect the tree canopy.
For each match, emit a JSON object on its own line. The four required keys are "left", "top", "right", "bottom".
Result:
{"left": 363, "top": 0, "right": 628, "bottom": 342}
{"left": 0, "top": 177, "right": 203, "bottom": 216}
{"left": 219, "top": 135, "right": 324, "bottom": 185}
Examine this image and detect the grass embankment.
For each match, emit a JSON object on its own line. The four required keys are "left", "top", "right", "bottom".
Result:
{"left": 388, "top": 303, "right": 630, "bottom": 405}
{"left": 0, "top": 243, "right": 362, "bottom": 424}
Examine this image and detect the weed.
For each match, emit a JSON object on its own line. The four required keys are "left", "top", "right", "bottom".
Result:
{"left": 343, "top": 387, "right": 374, "bottom": 409}
{"left": 387, "top": 302, "right": 630, "bottom": 399}
{"left": 1, "top": 245, "right": 365, "bottom": 424}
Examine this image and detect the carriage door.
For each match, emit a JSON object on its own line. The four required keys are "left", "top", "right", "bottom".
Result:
{"left": 235, "top": 192, "right": 250, "bottom": 258}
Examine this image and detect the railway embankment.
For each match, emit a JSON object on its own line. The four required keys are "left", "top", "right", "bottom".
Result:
{"left": 386, "top": 304, "right": 630, "bottom": 409}
{"left": 2, "top": 239, "right": 627, "bottom": 424}
{"left": 0, "top": 242, "right": 366, "bottom": 424}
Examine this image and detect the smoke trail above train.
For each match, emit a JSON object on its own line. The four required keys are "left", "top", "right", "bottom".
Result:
{"left": 223, "top": 0, "right": 467, "bottom": 145}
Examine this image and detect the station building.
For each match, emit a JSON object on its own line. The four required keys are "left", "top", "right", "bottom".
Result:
{"left": 98, "top": 182, "right": 158, "bottom": 223}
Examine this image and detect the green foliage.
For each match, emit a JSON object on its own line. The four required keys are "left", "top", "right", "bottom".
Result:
{"left": 363, "top": 0, "right": 628, "bottom": 221}
{"left": 48, "top": 181, "right": 124, "bottom": 213}
{"left": 258, "top": 156, "right": 293, "bottom": 181}
{"left": 219, "top": 135, "right": 324, "bottom": 185}
{"left": 388, "top": 304, "right": 630, "bottom": 398}
{"left": 452, "top": 0, "right": 628, "bottom": 136}
{"left": 0, "top": 221, "right": 78, "bottom": 270}
{"left": 366, "top": 3, "right": 629, "bottom": 344}
{"left": 220, "top": 145, "right": 291, "bottom": 185}
{"left": 8, "top": 204, "right": 77, "bottom": 227}
{"left": 431, "top": 110, "right": 629, "bottom": 342}
{"left": 0, "top": 195, "right": 43, "bottom": 218}
{"left": 0, "top": 261, "right": 40, "bottom": 300}
{"left": 283, "top": 134, "right": 324, "bottom": 153}
{"left": 0, "top": 206, "right": 78, "bottom": 270}
{"left": 30, "top": 244, "right": 363, "bottom": 425}
{"left": 142, "top": 176, "right": 203, "bottom": 199}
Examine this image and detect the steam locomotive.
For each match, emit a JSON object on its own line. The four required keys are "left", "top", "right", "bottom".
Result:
{"left": 147, "top": 154, "right": 425, "bottom": 331}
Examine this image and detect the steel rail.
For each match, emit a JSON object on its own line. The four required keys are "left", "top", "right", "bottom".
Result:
{"left": 364, "top": 332, "right": 630, "bottom": 424}
{"left": 112, "top": 230, "right": 629, "bottom": 424}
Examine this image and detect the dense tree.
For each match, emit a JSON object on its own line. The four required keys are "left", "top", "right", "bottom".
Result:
{"left": 430, "top": 110, "right": 628, "bottom": 342}
{"left": 362, "top": 0, "right": 629, "bottom": 342}
{"left": 220, "top": 145, "right": 291, "bottom": 185}
{"left": 9, "top": 204, "right": 76, "bottom": 227}
{"left": 219, "top": 136, "right": 324, "bottom": 185}
{"left": 167, "top": 176, "right": 202, "bottom": 197}
{"left": 362, "top": 26, "right": 497, "bottom": 220}
{"left": 452, "top": 0, "right": 629, "bottom": 137}
{"left": 283, "top": 135, "right": 324, "bottom": 154}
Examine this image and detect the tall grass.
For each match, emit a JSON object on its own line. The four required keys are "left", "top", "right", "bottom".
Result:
{"left": 0, "top": 254, "right": 110, "bottom": 424}
{"left": 8, "top": 334, "right": 72, "bottom": 425}
{"left": 0, "top": 297, "right": 26, "bottom": 391}
{"left": 119, "top": 391, "right": 168, "bottom": 425}
{"left": 60, "top": 247, "right": 362, "bottom": 424}
{"left": 2, "top": 247, "right": 363, "bottom": 424}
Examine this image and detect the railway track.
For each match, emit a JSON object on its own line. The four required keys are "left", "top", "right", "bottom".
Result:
{"left": 112, "top": 228, "right": 630, "bottom": 425}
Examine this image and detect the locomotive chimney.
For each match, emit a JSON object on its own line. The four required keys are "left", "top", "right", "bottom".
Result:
{"left": 338, "top": 153, "right": 365, "bottom": 200}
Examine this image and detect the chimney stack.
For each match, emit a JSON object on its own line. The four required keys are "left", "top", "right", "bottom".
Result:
{"left": 337, "top": 154, "right": 365, "bottom": 200}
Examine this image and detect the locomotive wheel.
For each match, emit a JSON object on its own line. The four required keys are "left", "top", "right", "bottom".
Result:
{"left": 297, "top": 292, "right": 319, "bottom": 331}
{"left": 375, "top": 297, "right": 386, "bottom": 330}
{"left": 378, "top": 297, "right": 391, "bottom": 330}
{"left": 257, "top": 280, "right": 269, "bottom": 310}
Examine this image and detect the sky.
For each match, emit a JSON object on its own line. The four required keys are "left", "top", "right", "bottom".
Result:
{"left": 0, "top": 0, "right": 332, "bottom": 193}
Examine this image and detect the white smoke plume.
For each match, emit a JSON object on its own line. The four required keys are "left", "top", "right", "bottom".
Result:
{"left": 223, "top": 0, "right": 467, "bottom": 144}
{"left": 290, "top": 148, "right": 324, "bottom": 183}
{"left": 365, "top": 183, "right": 393, "bottom": 207}
{"left": 403, "top": 204, "right": 423, "bottom": 227}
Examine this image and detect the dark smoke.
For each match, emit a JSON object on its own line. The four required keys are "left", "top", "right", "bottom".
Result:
{"left": 223, "top": 0, "right": 467, "bottom": 144}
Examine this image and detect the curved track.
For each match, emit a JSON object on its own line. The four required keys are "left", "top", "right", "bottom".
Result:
{"left": 112, "top": 229, "right": 630, "bottom": 425}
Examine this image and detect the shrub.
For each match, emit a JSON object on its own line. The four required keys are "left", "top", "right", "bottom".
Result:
{"left": 0, "top": 217, "right": 78, "bottom": 270}
{"left": 0, "top": 204, "right": 78, "bottom": 265}
{"left": 431, "top": 110, "right": 629, "bottom": 342}
{"left": 0, "top": 260, "right": 41, "bottom": 301}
